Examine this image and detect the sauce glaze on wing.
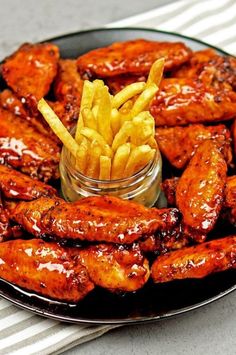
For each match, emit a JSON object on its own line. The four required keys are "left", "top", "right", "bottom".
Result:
{"left": 0, "top": 108, "right": 60, "bottom": 181}
{"left": 1, "top": 43, "right": 59, "bottom": 103}
{"left": 77, "top": 39, "right": 192, "bottom": 78}
{"left": 8, "top": 195, "right": 180, "bottom": 244}
{"left": 150, "top": 78, "right": 236, "bottom": 126}
{"left": 0, "top": 239, "right": 94, "bottom": 302}
{"left": 176, "top": 140, "right": 227, "bottom": 237}
{"left": 155, "top": 124, "right": 232, "bottom": 169}
{"left": 151, "top": 236, "right": 236, "bottom": 283}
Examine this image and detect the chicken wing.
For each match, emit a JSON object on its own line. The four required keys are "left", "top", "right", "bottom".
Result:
{"left": 1, "top": 43, "right": 59, "bottom": 110}
{"left": 174, "top": 51, "right": 236, "bottom": 91}
{"left": 77, "top": 243, "right": 150, "bottom": 292}
{"left": 0, "top": 90, "right": 60, "bottom": 143}
{"left": 0, "top": 108, "right": 60, "bottom": 181}
{"left": 8, "top": 195, "right": 180, "bottom": 244}
{"left": 0, "top": 239, "right": 94, "bottom": 302}
{"left": 77, "top": 39, "right": 192, "bottom": 79}
{"left": 0, "top": 165, "right": 57, "bottom": 200}
{"left": 48, "top": 100, "right": 80, "bottom": 132}
{"left": 139, "top": 225, "right": 189, "bottom": 254}
{"left": 223, "top": 175, "right": 236, "bottom": 226}
{"left": 150, "top": 78, "right": 236, "bottom": 126}
{"left": 161, "top": 177, "right": 179, "bottom": 207}
{"left": 176, "top": 140, "right": 227, "bottom": 237}
{"left": 172, "top": 49, "right": 217, "bottom": 78}
{"left": 155, "top": 124, "right": 232, "bottom": 169}
{"left": 54, "top": 59, "right": 83, "bottom": 104}
{"left": 151, "top": 236, "right": 236, "bottom": 283}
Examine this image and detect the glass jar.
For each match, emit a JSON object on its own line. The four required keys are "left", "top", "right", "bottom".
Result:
{"left": 59, "top": 145, "right": 162, "bottom": 208}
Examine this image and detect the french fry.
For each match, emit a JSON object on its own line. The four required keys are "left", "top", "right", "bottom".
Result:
{"left": 112, "top": 121, "right": 133, "bottom": 151}
{"left": 131, "top": 112, "right": 155, "bottom": 145}
{"left": 119, "top": 99, "right": 133, "bottom": 114}
{"left": 93, "top": 79, "right": 105, "bottom": 105}
{"left": 130, "top": 83, "right": 158, "bottom": 117}
{"left": 85, "top": 140, "right": 102, "bottom": 179}
{"left": 111, "top": 143, "right": 131, "bottom": 180}
{"left": 99, "top": 156, "right": 111, "bottom": 180}
{"left": 112, "top": 82, "right": 146, "bottom": 109}
{"left": 37, "top": 98, "right": 79, "bottom": 158}
{"left": 75, "top": 80, "right": 95, "bottom": 142}
{"left": 111, "top": 108, "right": 121, "bottom": 135}
{"left": 146, "top": 58, "right": 165, "bottom": 87}
{"left": 75, "top": 137, "right": 89, "bottom": 174}
{"left": 97, "top": 86, "right": 113, "bottom": 145}
{"left": 80, "top": 127, "right": 113, "bottom": 158}
{"left": 81, "top": 108, "right": 97, "bottom": 130}
{"left": 124, "top": 145, "right": 155, "bottom": 177}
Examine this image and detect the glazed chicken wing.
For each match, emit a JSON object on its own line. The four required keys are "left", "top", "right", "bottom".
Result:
{"left": 77, "top": 243, "right": 150, "bottom": 292}
{"left": 155, "top": 124, "right": 232, "bottom": 169}
{"left": 150, "top": 78, "right": 236, "bottom": 126}
{"left": 176, "top": 140, "right": 227, "bottom": 238}
{"left": 1, "top": 43, "right": 59, "bottom": 108}
{"left": 0, "top": 165, "right": 57, "bottom": 200}
{"left": 77, "top": 39, "right": 191, "bottom": 79}
{"left": 151, "top": 236, "right": 236, "bottom": 283}
{"left": 0, "top": 108, "right": 60, "bottom": 181}
{"left": 139, "top": 225, "right": 189, "bottom": 254}
{"left": 0, "top": 239, "right": 94, "bottom": 302}
{"left": 8, "top": 195, "right": 180, "bottom": 244}
{"left": 174, "top": 51, "right": 236, "bottom": 90}
{"left": 54, "top": 59, "right": 83, "bottom": 104}
{"left": 161, "top": 177, "right": 179, "bottom": 207}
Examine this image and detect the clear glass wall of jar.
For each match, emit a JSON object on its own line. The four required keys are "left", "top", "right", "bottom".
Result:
{"left": 59, "top": 145, "right": 162, "bottom": 207}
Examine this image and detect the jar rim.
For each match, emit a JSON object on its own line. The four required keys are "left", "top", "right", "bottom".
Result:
{"left": 62, "top": 143, "right": 159, "bottom": 185}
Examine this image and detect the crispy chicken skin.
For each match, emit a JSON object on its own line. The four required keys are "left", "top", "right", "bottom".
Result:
{"left": 0, "top": 165, "right": 57, "bottom": 200}
{"left": 77, "top": 39, "right": 192, "bottom": 79}
{"left": 151, "top": 236, "right": 236, "bottom": 283}
{"left": 155, "top": 124, "right": 232, "bottom": 169}
{"left": 77, "top": 243, "right": 150, "bottom": 292}
{"left": 0, "top": 90, "right": 60, "bottom": 143}
{"left": 0, "top": 239, "right": 94, "bottom": 302}
{"left": 150, "top": 78, "right": 236, "bottom": 126}
{"left": 8, "top": 195, "right": 180, "bottom": 244}
{"left": 139, "top": 225, "right": 189, "bottom": 254}
{"left": 223, "top": 176, "right": 236, "bottom": 225}
{"left": 0, "top": 108, "right": 60, "bottom": 181}
{"left": 174, "top": 51, "right": 236, "bottom": 90}
{"left": 173, "top": 49, "right": 217, "bottom": 79}
{"left": 54, "top": 59, "right": 83, "bottom": 104}
{"left": 106, "top": 74, "right": 147, "bottom": 95}
{"left": 176, "top": 141, "right": 227, "bottom": 237}
{"left": 1, "top": 43, "right": 59, "bottom": 102}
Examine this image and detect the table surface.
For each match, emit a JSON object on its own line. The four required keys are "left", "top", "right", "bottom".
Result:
{"left": 0, "top": 1, "right": 235, "bottom": 354}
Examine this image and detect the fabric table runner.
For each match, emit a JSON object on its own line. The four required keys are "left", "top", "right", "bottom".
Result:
{"left": 0, "top": 0, "right": 235, "bottom": 354}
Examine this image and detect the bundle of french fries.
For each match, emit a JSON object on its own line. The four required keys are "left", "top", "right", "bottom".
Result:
{"left": 38, "top": 58, "right": 164, "bottom": 180}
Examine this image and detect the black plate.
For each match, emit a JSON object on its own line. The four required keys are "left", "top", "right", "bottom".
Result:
{"left": 0, "top": 27, "right": 235, "bottom": 324}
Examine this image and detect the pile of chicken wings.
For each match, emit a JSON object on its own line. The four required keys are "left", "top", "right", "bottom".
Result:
{"left": 0, "top": 38, "right": 235, "bottom": 303}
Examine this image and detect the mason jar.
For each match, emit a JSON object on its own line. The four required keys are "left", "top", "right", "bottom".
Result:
{"left": 59, "top": 143, "right": 162, "bottom": 208}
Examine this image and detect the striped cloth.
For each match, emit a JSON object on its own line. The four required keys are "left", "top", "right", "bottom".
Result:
{"left": 0, "top": 0, "right": 235, "bottom": 354}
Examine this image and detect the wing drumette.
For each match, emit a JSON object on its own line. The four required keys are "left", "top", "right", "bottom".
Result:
{"left": 77, "top": 243, "right": 150, "bottom": 292}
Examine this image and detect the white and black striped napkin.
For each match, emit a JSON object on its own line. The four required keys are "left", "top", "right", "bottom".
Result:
{"left": 0, "top": 0, "right": 235, "bottom": 354}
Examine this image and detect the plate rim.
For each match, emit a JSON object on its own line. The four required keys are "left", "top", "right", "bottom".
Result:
{"left": 1, "top": 26, "right": 235, "bottom": 325}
